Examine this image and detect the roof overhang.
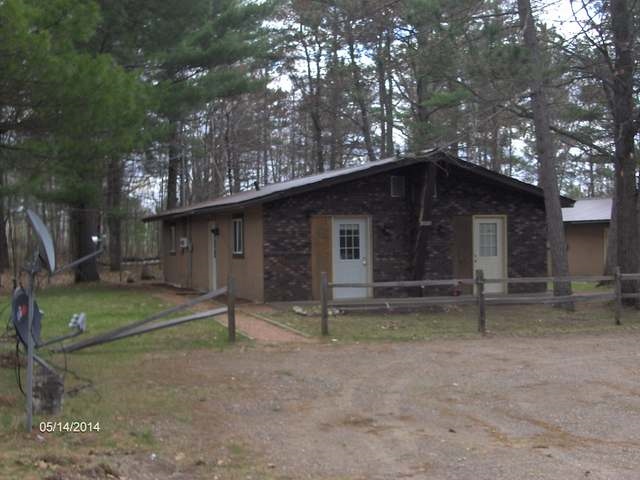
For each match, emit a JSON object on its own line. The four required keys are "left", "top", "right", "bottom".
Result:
{"left": 144, "top": 150, "right": 574, "bottom": 222}
{"left": 441, "top": 152, "right": 574, "bottom": 208}
{"left": 564, "top": 219, "right": 610, "bottom": 225}
{"left": 144, "top": 153, "right": 434, "bottom": 222}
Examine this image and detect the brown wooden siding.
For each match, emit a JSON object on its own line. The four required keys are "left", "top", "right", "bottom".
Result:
{"left": 189, "top": 218, "right": 210, "bottom": 290}
{"left": 451, "top": 215, "right": 473, "bottom": 294}
{"left": 161, "top": 206, "right": 264, "bottom": 301}
{"left": 565, "top": 223, "right": 608, "bottom": 275}
{"left": 162, "top": 219, "right": 189, "bottom": 287}
{"left": 215, "top": 207, "right": 264, "bottom": 302}
{"left": 310, "top": 215, "right": 333, "bottom": 300}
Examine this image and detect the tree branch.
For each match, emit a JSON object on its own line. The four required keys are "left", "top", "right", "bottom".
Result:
{"left": 500, "top": 103, "right": 614, "bottom": 159}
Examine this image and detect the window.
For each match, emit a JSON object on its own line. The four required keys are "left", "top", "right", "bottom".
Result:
{"left": 232, "top": 216, "right": 244, "bottom": 256}
{"left": 168, "top": 225, "right": 176, "bottom": 254}
{"left": 390, "top": 175, "right": 406, "bottom": 198}
{"left": 479, "top": 223, "right": 498, "bottom": 257}
{"left": 339, "top": 223, "right": 361, "bottom": 260}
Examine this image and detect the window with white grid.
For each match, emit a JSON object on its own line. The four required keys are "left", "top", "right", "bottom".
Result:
{"left": 339, "top": 224, "right": 361, "bottom": 260}
{"left": 479, "top": 223, "right": 498, "bottom": 257}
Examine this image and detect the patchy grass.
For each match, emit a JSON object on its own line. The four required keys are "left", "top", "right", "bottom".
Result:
{"left": 267, "top": 300, "right": 640, "bottom": 341}
{"left": 35, "top": 283, "right": 228, "bottom": 350}
{"left": 0, "top": 283, "right": 260, "bottom": 480}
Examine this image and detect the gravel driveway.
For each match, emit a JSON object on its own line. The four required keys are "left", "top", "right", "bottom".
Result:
{"left": 173, "top": 331, "right": 640, "bottom": 479}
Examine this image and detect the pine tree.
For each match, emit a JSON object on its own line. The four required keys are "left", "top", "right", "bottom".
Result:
{"left": 0, "top": 0, "right": 148, "bottom": 281}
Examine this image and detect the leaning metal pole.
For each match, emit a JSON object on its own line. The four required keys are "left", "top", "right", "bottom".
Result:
{"left": 60, "top": 287, "right": 227, "bottom": 353}
{"left": 25, "top": 259, "right": 37, "bottom": 432}
{"left": 53, "top": 248, "right": 104, "bottom": 275}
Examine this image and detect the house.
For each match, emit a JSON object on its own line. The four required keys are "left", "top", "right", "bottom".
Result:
{"left": 562, "top": 198, "right": 611, "bottom": 276}
{"left": 144, "top": 150, "right": 573, "bottom": 302}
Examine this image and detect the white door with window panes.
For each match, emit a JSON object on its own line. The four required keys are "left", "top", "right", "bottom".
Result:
{"left": 473, "top": 216, "right": 506, "bottom": 294}
{"left": 332, "top": 218, "right": 369, "bottom": 299}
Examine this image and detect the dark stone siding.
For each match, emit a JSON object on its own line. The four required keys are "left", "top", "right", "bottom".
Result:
{"left": 421, "top": 169, "right": 547, "bottom": 294}
{"left": 263, "top": 169, "right": 413, "bottom": 301}
{"left": 262, "top": 163, "right": 547, "bottom": 301}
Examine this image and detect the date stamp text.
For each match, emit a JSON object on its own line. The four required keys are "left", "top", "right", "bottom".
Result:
{"left": 39, "top": 421, "right": 101, "bottom": 433}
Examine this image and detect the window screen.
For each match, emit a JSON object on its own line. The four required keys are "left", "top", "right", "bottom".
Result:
{"left": 169, "top": 225, "right": 176, "bottom": 254}
{"left": 232, "top": 217, "right": 244, "bottom": 255}
{"left": 339, "top": 224, "right": 361, "bottom": 260}
{"left": 479, "top": 223, "right": 498, "bottom": 257}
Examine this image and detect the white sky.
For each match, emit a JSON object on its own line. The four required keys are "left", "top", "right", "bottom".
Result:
{"left": 541, "top": 0, "right": 587, "bottom": 35}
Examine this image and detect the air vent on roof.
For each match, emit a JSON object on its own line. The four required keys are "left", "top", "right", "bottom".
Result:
{"left": 390, "top": 175, "right": 406, "bottom": 198}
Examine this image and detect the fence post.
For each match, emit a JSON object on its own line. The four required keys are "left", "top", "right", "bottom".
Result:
{"left": 476, "top": 269, "right": 486, "bottom": 335}
{"left": 227, "top": 276, "right": 236, "bottom": 342}
{"left": 320, "top": 272, "right": 329, "bottom": 336}
{"left": 614, "top": 266, "right": 622, "bottom": 326}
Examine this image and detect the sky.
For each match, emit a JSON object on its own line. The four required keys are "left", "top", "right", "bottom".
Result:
{"left": 541, "top": 0, "right": 589, "bottom": 35}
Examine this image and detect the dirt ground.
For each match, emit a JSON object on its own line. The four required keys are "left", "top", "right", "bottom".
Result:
{"left": 4, "top": 282, "right": 640, "bottom": 479}
{"left": 98, "top": 329, "right": 640, "bottom": 480}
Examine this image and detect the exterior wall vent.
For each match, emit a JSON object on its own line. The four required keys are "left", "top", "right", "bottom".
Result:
{"left": 390, "top": 175, "right": 406, "bottom": 198}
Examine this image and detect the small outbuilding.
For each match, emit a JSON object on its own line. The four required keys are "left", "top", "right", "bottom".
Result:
{"left": 144, "top": 150, "right": 572, "bottom": 302}
{"left": 562, "top": 198, "right": 611, "bottom": 276}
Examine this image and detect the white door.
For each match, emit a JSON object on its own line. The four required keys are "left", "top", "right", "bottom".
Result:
{"left": 473, "top": 217, "right": 506, "bottom": 294}
{"left": 332, "top": 218, "right": 369, "bottom": 299}
{"left": 209, "top": 224, "right": 218, "bottom": 291}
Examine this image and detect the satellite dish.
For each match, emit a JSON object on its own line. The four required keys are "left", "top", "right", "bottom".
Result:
{"left": 11, "top": 288, "right": 42, "bottom": 347}
{"left": 26, "top": 209, "right": 56, "bottom": 273}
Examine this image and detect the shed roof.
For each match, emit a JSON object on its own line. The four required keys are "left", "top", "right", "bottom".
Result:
{"left": 562, "top": 198, "right": 611, "bottom": 224}
{"left": 144, "top": 150, "right": 573, "bottom": 222}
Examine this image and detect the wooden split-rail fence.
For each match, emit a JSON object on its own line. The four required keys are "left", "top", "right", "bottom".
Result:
{"left": 61, "top": 275, "right": 238, "bottom": 353}
{"left": 319, "top": 268, "right": 640, "bottom": 336}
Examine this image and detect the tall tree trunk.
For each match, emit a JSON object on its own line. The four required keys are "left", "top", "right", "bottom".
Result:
{"left": 345, "top": 20, "right": 376, "bottom": 162}
{"left": 414, "top": 75, "right": 429, "bottom": 151}
{"left": 70, "top": 204, "right": 100, "bottom": 283}
{"left": 299, "top": 24, "right": 325, "bottom": 173}
{"left": 375, "top": 25, "right": 394, "bottom": 157}
{"left": 166, "top": 123, "right": 181, "bottom": 210}
{"left": 490, "top": 107, "right": 501, "bottom": 171}
{"left": 507, "top": 127, "right": 516, "bottom": 176}
{"left": 604, "top": 192, "right": 617, "bottom": 275}
{"left": 224, "top": 109, "right": 241, "bottom": 193}
{"left": 610, "top": 0, "right": 638, "bottom": 298}
{"left": 8, "top": 199, "right": 18, "bottom": 284}
{"left": 384, "top": 30, "right": 394, "bottom": 156}
{"left": 376, "top": 39, "right": 388, "bottom": 156}
{"left": 517, "top": 0, "right": 572, "bottom": 301}
{"left": 106, "top": 157, "right": 123, "bottom": 271}
{"left": 328, "top": 107, "right": 340, "bottom": 170}
{"left": 180, "top": 151, "right": 190, "bottom": 204}
{"left": 310, "top": 110, "right": 324, "bottom": 172}
{"left": 0, "top": 173, "right": 10, "bottom": 273}
{"left": 328, "top": 29, "right": 342, "bottom": 170}
{"left": 261, "top": 90, "right": 270, "bottom": 185}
